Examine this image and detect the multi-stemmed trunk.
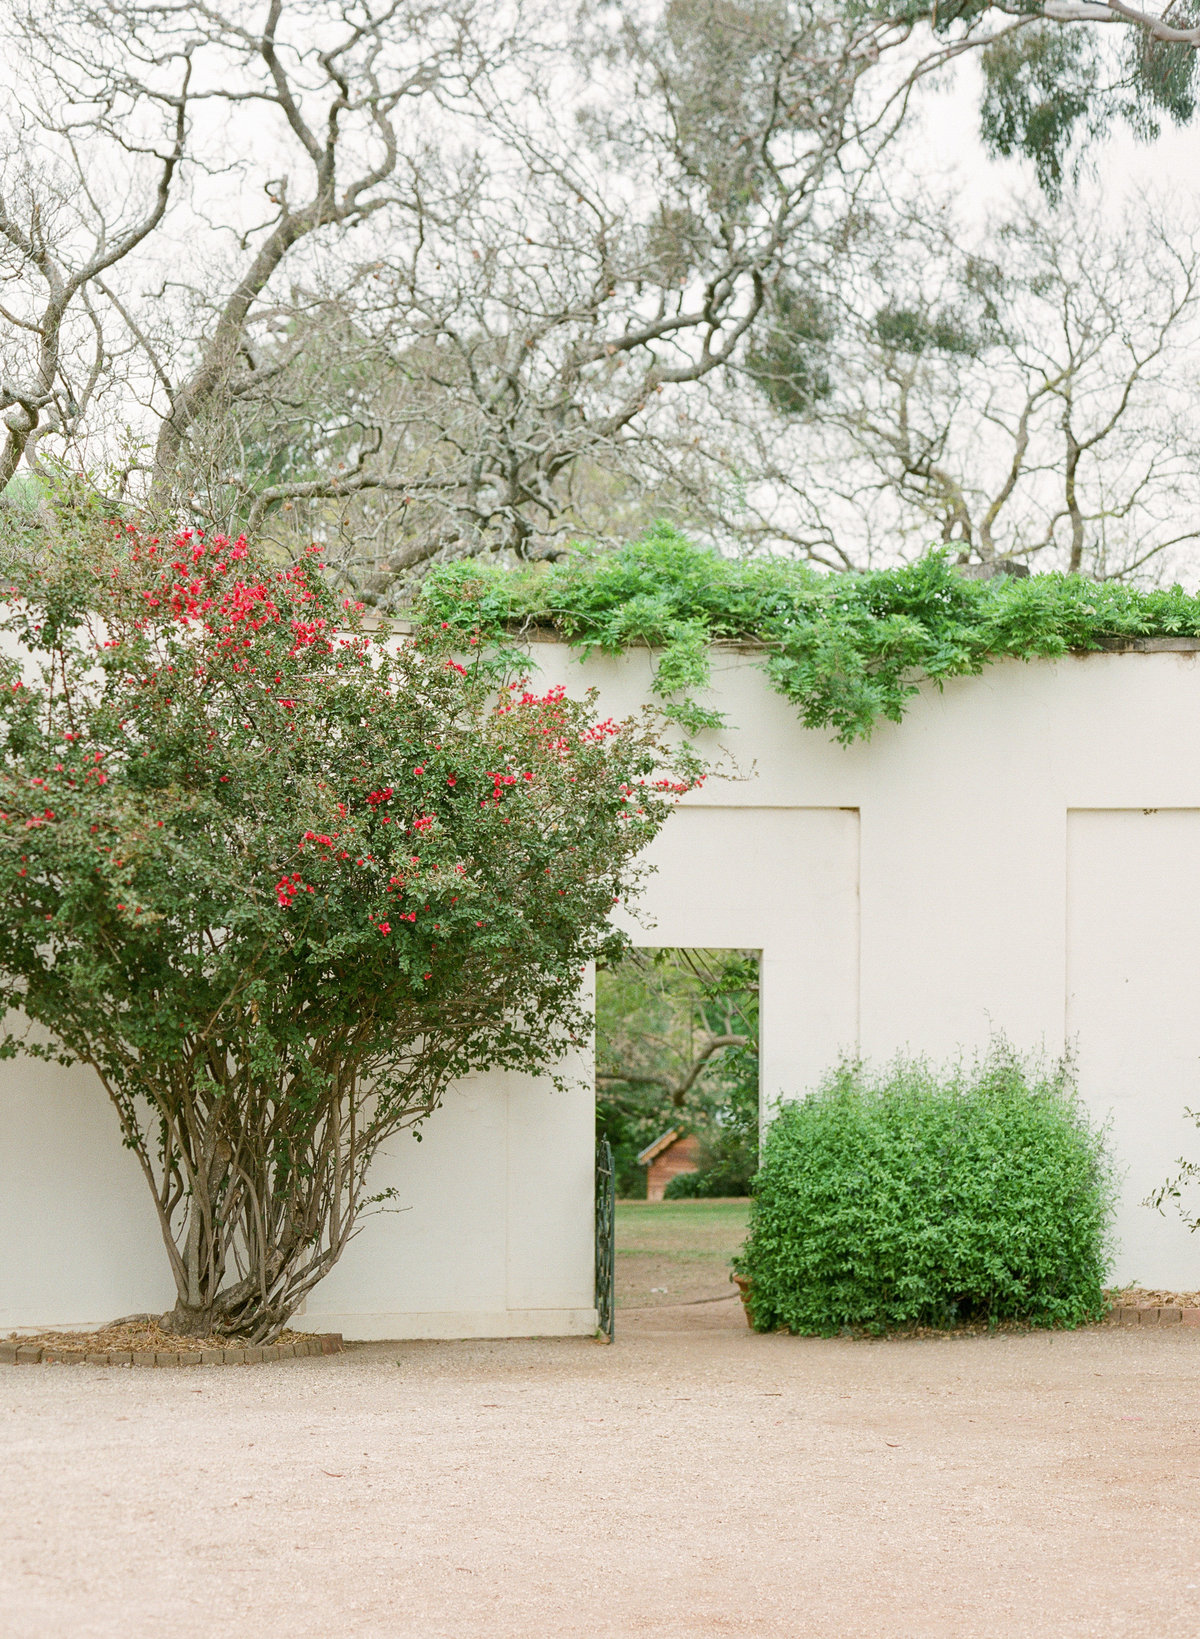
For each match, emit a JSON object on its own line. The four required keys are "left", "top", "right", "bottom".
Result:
{"left": 97, "top": 1043, "right": 445, "bottom": 1344}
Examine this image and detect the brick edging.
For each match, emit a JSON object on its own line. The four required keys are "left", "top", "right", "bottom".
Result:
{"left": 1101, "top": 1306, "right": 1200, "bottom": 1327}
{"left": 0, "top": 1332, "right": 344, "bottom": 1366}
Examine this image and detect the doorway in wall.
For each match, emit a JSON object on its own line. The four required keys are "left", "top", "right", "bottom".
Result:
{"left": 595, "top": 947, "right": 760, "bottom": 1200}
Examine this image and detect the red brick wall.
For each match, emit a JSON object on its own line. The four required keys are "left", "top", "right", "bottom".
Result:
{"left": 645, "top": 1133, "right": 701, "bottom": 1202}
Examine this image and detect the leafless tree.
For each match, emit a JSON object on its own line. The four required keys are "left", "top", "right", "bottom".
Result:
{"left": 682, "top": 192, "right": 1200, "bottom": 579}
{"left": 112, "top": 0, "right": 934, "bottom": 597}
{"left": 0, "top": 72, "right": 187, "bottom": 492}
{"left": 3, "top": 0, "right": 1199, "bottom": 590}
{"left": 0, "top": 0, "right": 505, "bottom": 510}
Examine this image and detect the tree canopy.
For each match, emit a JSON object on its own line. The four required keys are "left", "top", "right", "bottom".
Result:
{"left": 0, "top": 520, "right": 690, "bottom": 1339}
{"left": 2, "top": 0, "right": 1198, "bottom": 585}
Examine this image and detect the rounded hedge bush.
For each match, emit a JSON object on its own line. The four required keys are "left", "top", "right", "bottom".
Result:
{"left": 734, "top": 1045, "right": 1116, "bottom": 1334}
{"left": 663, "top": 1160, "right": 753, "bottom": 1199}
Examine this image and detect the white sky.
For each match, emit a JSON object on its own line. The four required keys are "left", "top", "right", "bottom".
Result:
{"left": 916, "top": 52, "right": 1200, "bottom": 223}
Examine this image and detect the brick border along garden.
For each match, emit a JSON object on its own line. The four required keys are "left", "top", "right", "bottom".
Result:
{"left": 1103, "top": 1304, "right": 1200, "bottom": 1327}
{"left": 0, "top": 1334, "right": 344, "bottom": 1366}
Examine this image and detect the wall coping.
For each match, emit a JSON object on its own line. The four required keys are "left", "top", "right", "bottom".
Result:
{"left": 384, "top": 620, "right": 1200, "bottom": 657}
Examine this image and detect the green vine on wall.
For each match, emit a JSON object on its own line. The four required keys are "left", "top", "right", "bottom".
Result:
{"left": 415, "top": 524, "right": 1200, "bottom": 742}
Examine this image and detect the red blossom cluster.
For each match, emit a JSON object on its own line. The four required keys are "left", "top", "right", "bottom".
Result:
{"left": 480, "top": 768, "right": 534, "bottom": 807}
{"left": 4, "top": 523, "right": 692, "bottom": 982}
{"left": 107, "top": 529, "right": 341, "bottom": 673}
{"left": 495, "top": 681, "right": 569, "bottom": 717}
{"left": 275, "top": 874, "right": 313, "bottom": 907}
{"left": 578, "top": 718, "right": 621, "bottom": 744}
{"left": 517, "top": 684, "right": 566, "bottom": 707}
{"left": 289, "top": 619, "right": 329, "bottom": 653}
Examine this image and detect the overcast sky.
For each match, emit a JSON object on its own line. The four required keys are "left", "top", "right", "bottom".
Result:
{"left": 918, "top": 53, "right": 1200, "bottom": 224}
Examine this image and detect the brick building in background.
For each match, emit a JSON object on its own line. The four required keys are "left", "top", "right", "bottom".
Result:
{"left": 637, "top": 1129, "right": 701, "bottom": 1202}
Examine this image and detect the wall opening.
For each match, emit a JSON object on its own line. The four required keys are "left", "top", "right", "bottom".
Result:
{"left": 595, "top": 947, "right": 760, "bottom": 1201}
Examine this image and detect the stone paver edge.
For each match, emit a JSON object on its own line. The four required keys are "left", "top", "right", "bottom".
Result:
{"left": 1103, "top": 1306, "right": 1200, "bottom": 1328}
{"left": 0, "top": 1333, "right": 345, "bottom": 1366}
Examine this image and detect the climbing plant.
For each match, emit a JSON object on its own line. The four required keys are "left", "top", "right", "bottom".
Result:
{"left": 416, "top": 525, "right": 1200, "bottom": 742}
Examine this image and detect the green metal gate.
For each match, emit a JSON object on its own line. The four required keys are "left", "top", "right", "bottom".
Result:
{"left": 594, "top": 1138, "right": 615, "bottom": 1342}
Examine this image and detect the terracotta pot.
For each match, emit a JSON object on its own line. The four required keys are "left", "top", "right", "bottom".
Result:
{"left": 731, "top": 1273, "right": 754, "bottom": 1329}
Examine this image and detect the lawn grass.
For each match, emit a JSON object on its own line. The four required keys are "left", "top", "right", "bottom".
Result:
{"left": 614, "top": 1198, "right": 751, "bottom": 1308}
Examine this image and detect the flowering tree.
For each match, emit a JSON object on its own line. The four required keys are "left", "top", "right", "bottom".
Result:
{"left": 0, "top": 525, "right": 690, "bottom": 1341}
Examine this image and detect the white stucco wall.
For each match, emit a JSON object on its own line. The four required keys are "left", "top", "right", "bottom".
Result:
{"left": 0, "top": 1046, "right": 598, "bottom": 1341}
{"left": 4, "top": 642, "right": 1200, "bottom": 1333}
{"left": 573, "top": 640, "right": 1200, "bottom": 1290}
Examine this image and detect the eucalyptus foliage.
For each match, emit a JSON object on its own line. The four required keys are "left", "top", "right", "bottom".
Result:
{"left": 417, "top": 525, "right": 1200, "bottom": 742}
{"left": 734, "top": 1046, "right": 1116, "bottom": 1335}
{"left": 0, "top": 525, "right": 686, "bottom": 1341}
{"left": 978, "top": 19, "right": 1197, "bottom": 198}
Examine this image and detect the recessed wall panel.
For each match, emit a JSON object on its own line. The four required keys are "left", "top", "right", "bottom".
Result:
{"left": 621, "top": 806, "right": 860, "bottom": 1117}
{"left": 1066, "top": 809, "right": 1200, "bottom": 1287}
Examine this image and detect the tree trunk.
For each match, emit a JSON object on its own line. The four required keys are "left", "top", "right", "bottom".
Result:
{"left": 107, "top": 1061, "right": 386, "bottom": 1346}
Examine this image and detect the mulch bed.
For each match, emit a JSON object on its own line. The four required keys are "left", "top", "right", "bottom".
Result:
{"left": 730, "top": 1280, "right": 1200, "bottom": 1337}
{"left": 1108, "top": 1288, "right": 1200, "bottom": 1307}
{"left": 1, "top": 1319, "right": 344, "bottom": 1366}
{"left": 891, "top": 1295, "right": 1200, "bottom": 1342}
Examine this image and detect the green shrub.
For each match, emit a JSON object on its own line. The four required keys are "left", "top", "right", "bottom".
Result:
{"left": 734, "top": 1044, "right": 1115, "bottom": 1334}
{"left": 663, "top": 1157, "right": 754, "bottom": 1199}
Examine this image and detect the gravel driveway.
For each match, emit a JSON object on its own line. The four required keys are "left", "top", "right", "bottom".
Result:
{"left": 3, "top": 1309, "right": 1199, "bottom": 1638}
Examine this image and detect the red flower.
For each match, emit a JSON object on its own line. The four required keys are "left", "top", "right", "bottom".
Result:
{"left": 275, "top": 873, "right": 307, "bottom": 907}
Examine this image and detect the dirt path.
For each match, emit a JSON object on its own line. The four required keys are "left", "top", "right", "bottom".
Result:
{"left": 615, "top": 1198, "right": 749, "bottom": 1309}
{"left": 4, "top": 1314, "right": 1200, "bottom": 1638}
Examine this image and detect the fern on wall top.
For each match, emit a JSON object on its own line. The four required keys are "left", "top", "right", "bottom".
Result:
{"left": 415, "top": 525, "right": 1200, "bottom": 742}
